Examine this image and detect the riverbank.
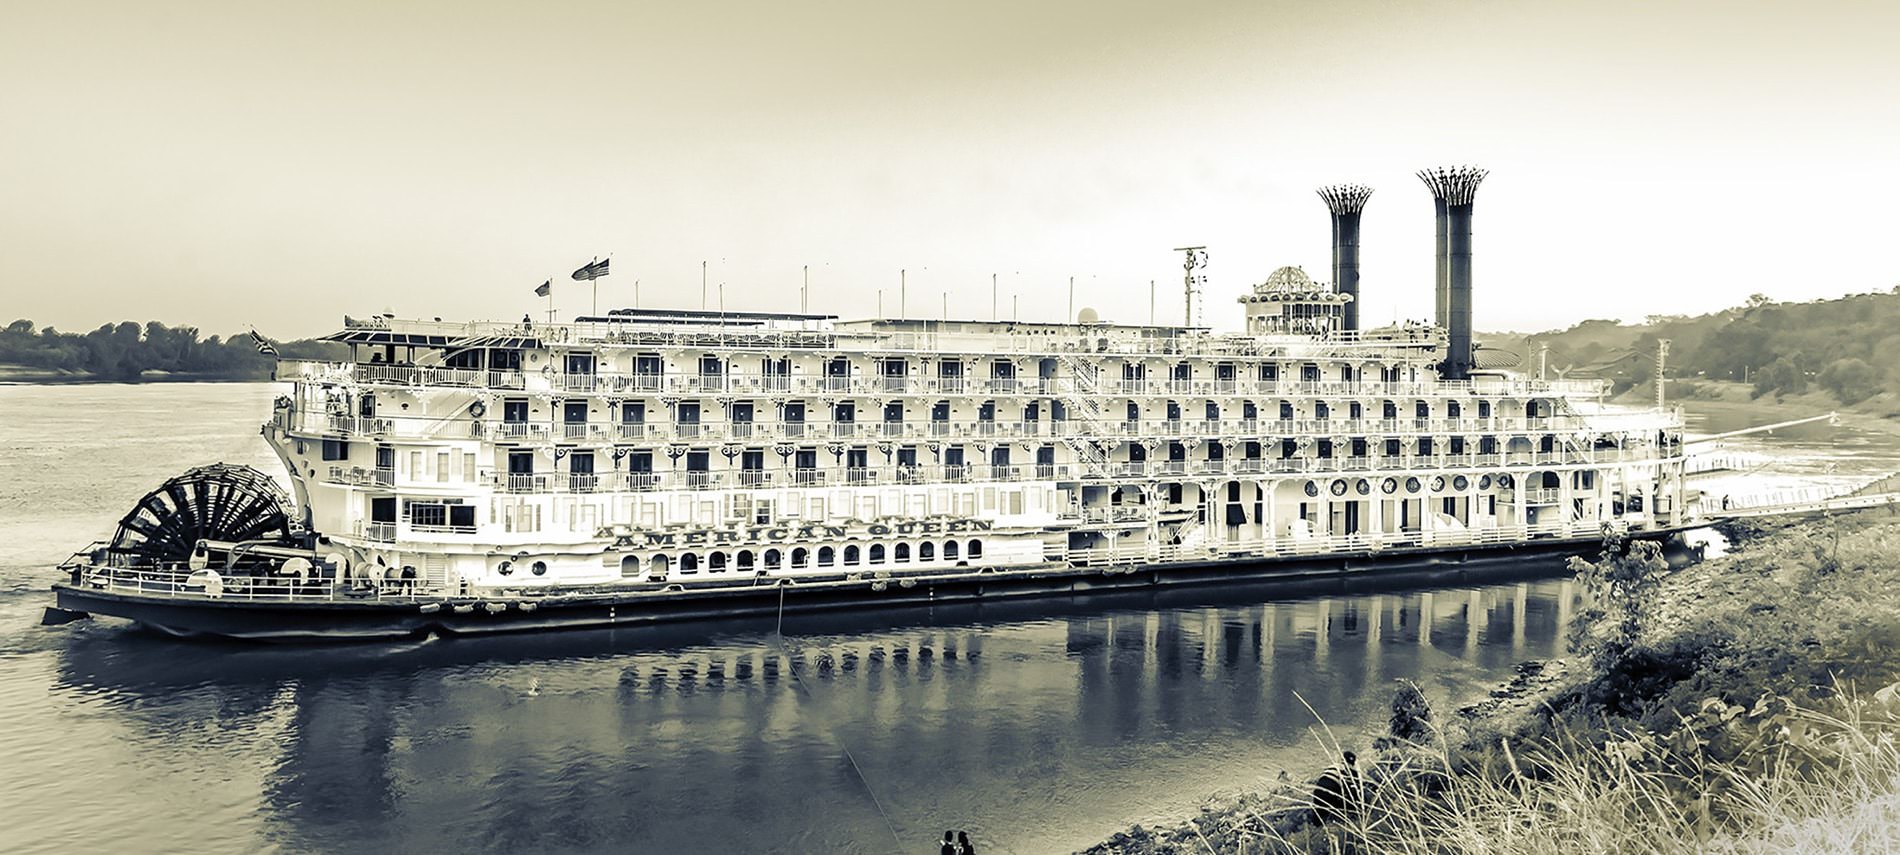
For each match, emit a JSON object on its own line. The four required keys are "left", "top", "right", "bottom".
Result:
{"left": 0, "top": 364, "right": 268, "bottom": 384}
{"left": 1080, "top": 511, "right": 1900, "bottom": 854}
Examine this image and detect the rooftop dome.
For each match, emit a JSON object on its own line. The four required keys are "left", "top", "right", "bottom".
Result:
{"left": 1239, "top": 265, "right": 1350, "bottom": 303}
{"left": 1076, "top": 307, "right": 1100, "bottom": 324}
{"left": 1261, "top": 266, "right": 1317, "bottom": 291}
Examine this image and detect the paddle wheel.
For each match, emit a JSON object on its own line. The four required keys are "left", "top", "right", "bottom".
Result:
{"left": 106, "top": 464, "right": 299, "bottom": 567}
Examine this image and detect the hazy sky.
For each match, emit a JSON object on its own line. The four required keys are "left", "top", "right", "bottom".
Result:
{"left": 4, "top": 0, "right": 1897, "bottom": 337}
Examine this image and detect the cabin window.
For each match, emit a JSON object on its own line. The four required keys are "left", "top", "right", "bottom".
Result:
{"left": 792, "top": 547, "right": 809, "bottom": 568}
{"left": 869, "top": 544, "right": 886, "bottom": 564}
{"left": 919, "top": 542, "right": 935, "bottom": 561}
{"left": 763, "top": 549, "right": 782, "bottom": 570}
{"left": 680, "top": 553, "right": 699, "bottom": 573}
{"left": 944, "top": 540, "right": 960, "bottom": 560}
{"left": 737, "top": 550, "right": 755, "bottom": 571}
{"left": 816, "top": 546, "right": 834, "bottom": 567}
{"left": 843, "top": 545, "right": 860, "bottom": 566}
{"left": 708, "top": 551, "right": 728, "bottom": 571}
{"left": 967, "top": 539, "right": 984, "bottom": 559}
{"left": 894, "top": 543, "right": 910, "bottom": 563}
{"left": 620, "top": 555, "right": 641, "bottom": 577}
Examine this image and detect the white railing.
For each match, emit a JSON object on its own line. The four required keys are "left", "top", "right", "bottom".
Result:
{"left": 283, "top": 355, "right": 1614, "bottom": 404}
{"left": 1066, "top": 519, "right": 1597, "bottom": 568}
{"left": 284, "top": 409, "right": 1672, "bottom": 447}
{"left": 71, "top": 566, "right": 445, "bottom": 603}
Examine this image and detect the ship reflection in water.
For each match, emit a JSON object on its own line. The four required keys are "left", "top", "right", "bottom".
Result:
{"left": 44, "top": 575, "right": 1575, "bottom": 855}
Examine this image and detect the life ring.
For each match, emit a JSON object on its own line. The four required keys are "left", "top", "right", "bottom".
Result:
{"left": 468, "top": 400, "right": 487, "bottom": 418}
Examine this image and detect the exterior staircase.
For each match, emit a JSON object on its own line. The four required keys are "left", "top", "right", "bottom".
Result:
{"left": 1057, "top": 354, "right": 1115, "bottom": 480}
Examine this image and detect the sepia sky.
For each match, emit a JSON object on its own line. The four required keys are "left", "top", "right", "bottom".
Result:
{"left": 4, "top": 0, "right": 1897, "bottom": 338}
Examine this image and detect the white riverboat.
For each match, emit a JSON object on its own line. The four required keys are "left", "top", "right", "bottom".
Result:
{"left": 50, "top": 170, "right": 1694, "bottom": 640}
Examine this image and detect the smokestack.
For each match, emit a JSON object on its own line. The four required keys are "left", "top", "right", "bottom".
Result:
{"left": 1316, "top": 184, "right": 1373, "bottom": 333}
{"left": 1417, "top": 166, "right": 1488, "bottom": 381}
{"left": 1432, "top": 195, "right": 1449, "bottom": 327}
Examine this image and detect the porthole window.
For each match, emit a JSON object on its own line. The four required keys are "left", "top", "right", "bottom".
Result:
{"left": 1330, "top": 480, "right": 1349, "bottom": 497}
{"left": 1304, "top": 481, "right": 1320, "bottom": 498}
{"left": 1454, "top": 475, "right": 1470, "bottom": 491}
{"left": 1354, "top": 479, "right": 1371, "bottom": 496}
{"left": 1479, "top": 474, "right": 1493, "bottom": 490}
{"left": 1405, "top": 477, "right": 1422, "bottom": 494}
{"left": 1381, "top": 477, "right": 1398, "bottom": 494}
{"left": 531, "top": 560, "right": 548, "bottom": 576}
{"left": 497, "top": 561, "right": 514, "bottom": 576}
{"left": 1431, "top": 475, "right": 1446, "bottom": 492}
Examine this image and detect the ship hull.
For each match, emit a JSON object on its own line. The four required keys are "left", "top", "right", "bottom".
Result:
{"left": 52, "top": 531, "right": 1668, "bottom": 643}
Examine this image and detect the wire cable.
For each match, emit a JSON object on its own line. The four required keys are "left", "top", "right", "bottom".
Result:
{"left": 772, "top": 587, "right": 907, "bottom": 853}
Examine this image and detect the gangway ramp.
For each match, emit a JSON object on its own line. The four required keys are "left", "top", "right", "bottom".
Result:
{"left": 1712, "top": 490, "right": 1900, "bottom": 521}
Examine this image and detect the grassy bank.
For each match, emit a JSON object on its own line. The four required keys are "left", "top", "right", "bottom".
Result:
{"left": 1083, "top": 512, "right": 1900, "bottom": 854}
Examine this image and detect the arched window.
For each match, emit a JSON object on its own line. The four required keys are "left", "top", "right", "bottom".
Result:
{"left": 708, "top": 551, "right": 728, "bottom": 571}
{"left": 943, "top": 540, "right": 959, "bottom": 560}
{"left": 843, "top": 545, "right": 860, "bottom": 565}
{"left": 680, "top": 553, "right": 700, "bottom": 573}
{"left": 792, "top": 547, "right": 809, "bottom": 568}
{"left": 737, "top": 550, "right": 755, "bottom": 571}
{"left": 868, "top": 544, "right": 885, "bottom": 564}
{"left": 650, "top": 554, "right": 671, "bottom": 575}
{"left": 967, "top": 539, "right": 984, "bottom": 559}
{"left": 817, "top": 546, "right": 834, "bottom": 567}
{"left": 919, "top": 542, "right": 935, "bottom": 561}
{"left": 894, "top": 543, "right": 910, "bottom": 562}
{"left": 763, "top": 549, "right": 782, "bottom": 570}
{"left": 620, "top": 554, "right": 641, "bottom": 577}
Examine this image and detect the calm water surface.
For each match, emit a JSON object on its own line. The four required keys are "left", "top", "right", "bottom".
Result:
{"left": 2, "top": 383, "right": 1894, "bottom": 854}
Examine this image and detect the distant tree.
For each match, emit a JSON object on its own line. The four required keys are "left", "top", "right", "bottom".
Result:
{"left": 1818, "top": 357, "right": 1881, "bottom": 404}
{"left": 1752, "top": 355, "right": 1807, "bottom": 399}
{"left": 1745, "top": 293, "right": 1772, "bottom": 309}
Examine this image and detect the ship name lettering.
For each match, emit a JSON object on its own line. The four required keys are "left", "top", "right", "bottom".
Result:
{"left": 644, "top": 533, "right": 676, "bottom": 546}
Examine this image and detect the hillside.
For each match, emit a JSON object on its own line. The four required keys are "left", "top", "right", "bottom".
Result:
{"left": 1481, "top": 286, "right": 1900, "bottom": 412}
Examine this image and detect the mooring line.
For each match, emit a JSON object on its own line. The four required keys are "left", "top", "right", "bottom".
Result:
{"left": 773, "top": 589, "right": 907, "bottom": 853}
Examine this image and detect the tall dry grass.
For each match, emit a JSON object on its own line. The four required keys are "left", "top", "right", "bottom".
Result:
{"left": 1236, "top": 687, "right": 1900, "bottom": 855}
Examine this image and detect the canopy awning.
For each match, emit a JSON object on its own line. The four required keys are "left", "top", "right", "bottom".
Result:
{"left": 320, "top": 330, "right": 459, "bottom": 347}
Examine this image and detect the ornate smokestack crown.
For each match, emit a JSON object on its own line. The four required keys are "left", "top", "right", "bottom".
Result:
{"left": 1416, "top": 165, "right": 1487, "bottom": 206}
{"left": 1316, "top": 183, "right": 1374, "bottom": 215}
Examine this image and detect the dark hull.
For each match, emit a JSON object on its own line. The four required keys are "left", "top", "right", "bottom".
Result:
{"left": 53, "top": 532, "right": 1658, "bottom": 643}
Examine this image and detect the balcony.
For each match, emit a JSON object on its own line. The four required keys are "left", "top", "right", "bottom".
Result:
{"left": 328, "top": 466, "right": 395, "bottom": 488}
{"left": 496, "top": 422, "right": 550, "bottom": 440}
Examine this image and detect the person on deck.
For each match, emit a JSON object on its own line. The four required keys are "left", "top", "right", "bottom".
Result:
{"left": 956, "top": 830, "right": 977, "bottom": 854}
{"left": 939, "top": 830, "right": 957, "bottom": 855}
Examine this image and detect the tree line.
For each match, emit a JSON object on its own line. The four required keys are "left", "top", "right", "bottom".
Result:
{"left": 1519, "top": 285, "right": 1900, "bottom": 406}
{"left": 1, "top": 319, "right": 346, "bottom": 381}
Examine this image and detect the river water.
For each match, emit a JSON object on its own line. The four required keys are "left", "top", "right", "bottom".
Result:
{"left": 2, "top": 383, "right": 1895, "bottom": 854}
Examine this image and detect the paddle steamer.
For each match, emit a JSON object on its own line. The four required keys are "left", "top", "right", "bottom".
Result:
{"left": 51, "top": 168, "right": 1692, "bottom": 640}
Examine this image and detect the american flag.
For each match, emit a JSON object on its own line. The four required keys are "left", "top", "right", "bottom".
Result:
{"left": 571, "top": 258, "right": 610, "bottom": 281}
{"left": 248, "top": 329, "right": 279, "bottom": 357}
